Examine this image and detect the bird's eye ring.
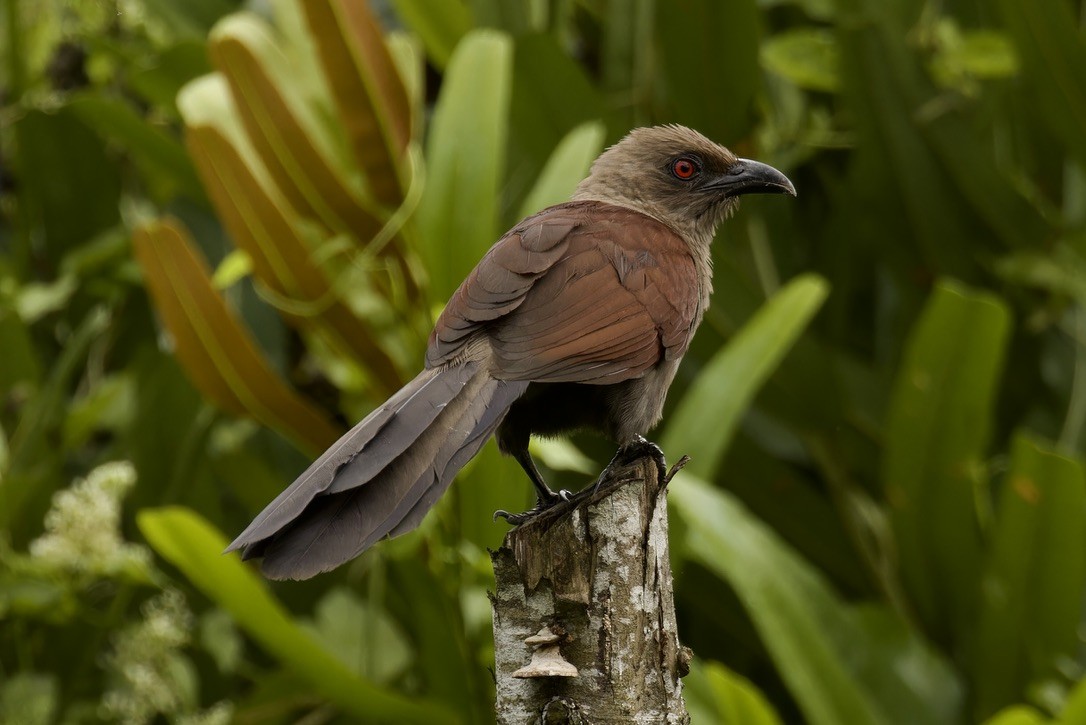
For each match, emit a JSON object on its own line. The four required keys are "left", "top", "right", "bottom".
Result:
{"left": 671, "top": 157, "right": 699, "bottom": 180}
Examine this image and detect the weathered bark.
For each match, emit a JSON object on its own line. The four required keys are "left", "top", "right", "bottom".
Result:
{"left": 491, "top": 456, "right": 690, "bottom": 724}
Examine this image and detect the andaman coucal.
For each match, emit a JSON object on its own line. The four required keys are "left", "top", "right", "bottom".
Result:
{"left": 227, "top": 125, "right": 796, "bottom": 580}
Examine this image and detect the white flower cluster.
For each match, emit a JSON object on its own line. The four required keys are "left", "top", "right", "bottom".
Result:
{"left": 100, "top": 589, "right": 194, "bottom": 724}
{"left": 28, "top": 461, "right": 151, "bottom": 579}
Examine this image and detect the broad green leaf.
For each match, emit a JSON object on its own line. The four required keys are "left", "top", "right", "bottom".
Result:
{"left": 1061, "top": 676, "right": 1086, "bottom": 724}
{"left": 655, "top": 0, "right": 761, "bottom": 143}
{"left": 387, "top": 558, "right": 489, "bottom": 722}
{"left": 517, "top": 121, "right": 605, "bottom": 218}
{"left": 762, "top": 28, "right": 840, "bottom": 92}
{"left": 179, "top": 76, "right": 404, "bottom": 394}
{"left": 389, "top": 0, "right": 471, "bottom": 69}
{"left": 684, "top": 658, "right": 784, "bottom": 725}
{"left": 973, "top": 435, "right": 1086, "bottom": 720}
{"left": 984, "top": 706, "right": 1049, "bottom": 725}
{"left": 835, "top": 0, "right": 1046, "bottom": 271}
{"left": 661, "top": 274, "right": 829, "bottom": 480}
{"left": 300, "top": 0, "right": 412, "bottom": 206}
{"left": 417, "top": 30, "right": 512, "bottom": 301}
{"left": 132, "top": 218, "right": 343, "bottom": 455}
{"left": 136, "top": 507, "right": 456, "bottom": 724}
{"left": 507, "top": 32, "right": 608, "bottom": 209}
{"left": 884, "top": 281, "right": 1010, "bottom": 643}
{"left": 66, "top": 94, "right": 204, "bottom": 202}
{"left": 997, "top": 0, "right": 1086, "bottom": 171}
{"left": 303, "top": 587, "right": 413, "bottom": 685}
{"left": 671, "top": 478, "right": 961, "bottom": 725}
{"left": 0, "top": 673, "right": 56, "bottom": 725}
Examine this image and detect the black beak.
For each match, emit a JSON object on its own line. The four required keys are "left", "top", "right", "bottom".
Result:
{"left": 703, "top": 158, "right": 796, "bottom": 198}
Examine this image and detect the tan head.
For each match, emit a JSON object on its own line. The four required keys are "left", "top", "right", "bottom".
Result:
{"left": 573, "top": 125, "right": 795, "bottom": 246}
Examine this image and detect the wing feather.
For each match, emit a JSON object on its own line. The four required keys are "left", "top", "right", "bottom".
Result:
{"left": 427, "top": 200, "right": 701, "bottom": 384}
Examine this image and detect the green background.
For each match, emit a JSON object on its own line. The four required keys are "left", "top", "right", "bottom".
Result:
{"left": 2, "top": 0, "right": 1085, "bottom": 723}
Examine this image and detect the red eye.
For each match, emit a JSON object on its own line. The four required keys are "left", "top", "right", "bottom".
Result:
{"left": 672, "top": 157, "right": 697, "bottom": 180}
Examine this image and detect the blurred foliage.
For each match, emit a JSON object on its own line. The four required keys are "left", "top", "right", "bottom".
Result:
{"left": 2, "top": 0, "right": 1086, "bottom": 722}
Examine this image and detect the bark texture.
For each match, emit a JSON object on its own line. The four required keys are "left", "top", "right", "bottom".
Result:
{"left": 491, "top": 456, "right": 690, "bottom": 724}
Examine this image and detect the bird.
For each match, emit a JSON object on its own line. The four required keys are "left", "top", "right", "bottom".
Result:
{"left": 226, "top": 124, "right": 796, "bottom": 580}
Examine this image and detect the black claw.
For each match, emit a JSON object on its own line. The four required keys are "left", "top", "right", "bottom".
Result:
{"left": 558, "top": 489, "right": 573, "bottom": 502}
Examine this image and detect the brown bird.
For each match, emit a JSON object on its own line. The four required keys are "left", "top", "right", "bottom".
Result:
{"left": 227, "top": 125, "right": 795, "bottom": 579}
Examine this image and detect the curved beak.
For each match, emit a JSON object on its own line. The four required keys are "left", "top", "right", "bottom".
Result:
{"left": 703, "top": 158, "right": 796, "bottom": 198}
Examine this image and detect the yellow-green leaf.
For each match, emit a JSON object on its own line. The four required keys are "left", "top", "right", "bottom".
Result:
{"left": 137, "top": 507, "right": 456, "bottom": 724}
{"left": 132, "top": 217, "right": 342, "bottom": 454}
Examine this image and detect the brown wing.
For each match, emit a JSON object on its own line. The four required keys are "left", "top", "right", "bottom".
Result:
{"left": 427, "top": 201, "right": 701, "bottom": 385}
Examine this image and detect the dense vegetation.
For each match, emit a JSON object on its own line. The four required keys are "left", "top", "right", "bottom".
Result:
{"left": 2, "top": 0, "right": 1086, "bottom": 722}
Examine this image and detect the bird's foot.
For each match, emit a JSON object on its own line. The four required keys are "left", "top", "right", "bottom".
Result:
{"left": 493, "top": 489, "right": 573, "bottom": 525}
{"left": 593, "top": 436, "right": 668, "bottom": 493}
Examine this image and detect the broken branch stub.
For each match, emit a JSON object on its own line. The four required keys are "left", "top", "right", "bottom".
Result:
{"left": 491, "top": 455, "right": 690, "bottom": 724}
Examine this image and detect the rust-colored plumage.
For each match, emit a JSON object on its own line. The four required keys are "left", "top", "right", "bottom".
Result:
{"left": 228, "top": 125, "right": 795, "bottom": 579}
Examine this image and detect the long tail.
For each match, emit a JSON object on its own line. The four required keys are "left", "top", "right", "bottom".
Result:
{"left": 226, "top": 361, "right": 527, "bottom": 580}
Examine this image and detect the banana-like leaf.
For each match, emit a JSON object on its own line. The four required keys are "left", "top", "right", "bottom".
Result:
{"left": 417, "top": 30, "right": 512, "bottom": 302}
{"left": 661, "top": 274, "right": 829, "bottom": 480}
{"left": 131, "top": 217, "right": 342, "bottom": 455}
{"left": 973, "top": 435, "right": 1086, "bottom": 720}
{"left": 137, "top": 507, "right": 457, "bottom": 724}
{"left": 884, "top": 281, "right": 1010, "bottom": 643}
{"left": 209, "top": 14, "right": 385, "bottom": 242}
{"left": 671, "top": 478, "right": 962, "bottom": 725}
{"left": 301, "top": 0, "right": 411, "bottom": 207}
{"left": 179, "top": 76, "right": 403, "bottom": 395}
{"left": 517, "top": 120, "right": 605, "bottom": 219}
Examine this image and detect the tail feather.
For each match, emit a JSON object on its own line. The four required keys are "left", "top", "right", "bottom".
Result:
{"left": 225, "top": 364, "right": 477, "bottom": 555}
{"left": 387, "top": 380, "right": 524, "bottom": 539}
{"left": 240, "top": 363, "right": 526, "bottom": 580}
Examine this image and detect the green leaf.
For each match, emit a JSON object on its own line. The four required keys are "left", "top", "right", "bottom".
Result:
{"left": 984, "top": 706, "right": 1049, "bottom": 725}
{"left": 661, "top": 274, "right": 829, "bottom": 480}
{"left": 997, "top": 0, "right": 1086, "bottom": 171}
{"left": 884, "top": 281, "right": 1010, "bottom": 643}
{"left": 762, "top": 28, "right": 841, "bottom": 92}
{"left": 137, "top": 507, "right": 457, "bottom": 724}
{"left": 670, "top": 478, "right": 962, "bottom": 725}
{"left": 655, "top": 0, "right": 761, "bottom": 143}
{"left": 973, "top": 435, "right": 1086, "bottom": 720}
{"left": 388, "top": 0, "right": 472, "bottom": 69}
{"left": 417, "top": 30, "right": 512, "bottom": 302}
{"left": 0, "top": 673, "right": 56, "bottom": 725}
{"left": 2, "top": 308, "right": 108, "bottom": 533}
{"left": 211, "top": 249, "right": 252, "bottom": 289}
{"left": 303, "top": 587, "right": 413, "bottom": 685}
{"left": 517, "top": 120, "right": 605, "bottom": 219}
{"left": 1060, "top": 676, "right": 1086, "bottom": 724}
{"left": 684, "top": 658, "right": 784, "bottom": 725}
{"left": 67, "top": 93, "right": 204, "bottom": 201}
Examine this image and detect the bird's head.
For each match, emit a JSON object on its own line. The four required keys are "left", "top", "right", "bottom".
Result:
{"left": 573, "top": 124, "right": 795, "bottom": 246}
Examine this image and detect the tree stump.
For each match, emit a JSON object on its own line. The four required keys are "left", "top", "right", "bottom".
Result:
{"left": 490, "top": 456, "right": 691, "bottom": 724}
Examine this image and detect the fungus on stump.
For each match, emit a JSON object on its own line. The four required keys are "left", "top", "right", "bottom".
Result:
{"left": 491, "top": 455, "right": 691, "bottom": 724}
